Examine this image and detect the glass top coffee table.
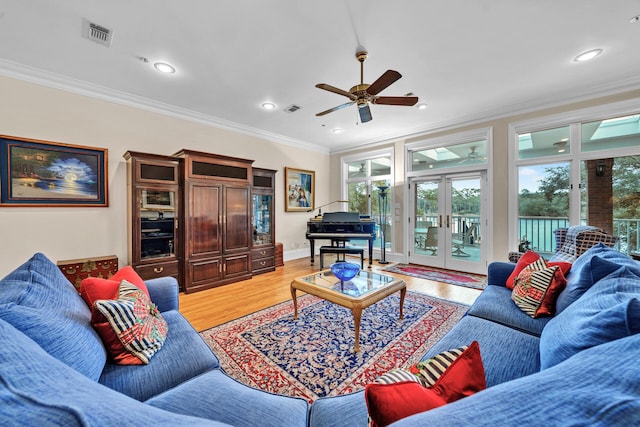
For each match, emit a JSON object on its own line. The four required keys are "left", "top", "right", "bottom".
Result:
{"left": 290, "top": 269, "right": 406, "bottom": 352}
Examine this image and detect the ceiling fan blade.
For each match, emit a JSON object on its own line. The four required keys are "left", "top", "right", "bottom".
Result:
{"left": 358, "top": 104, "right": 372, "bottom": 123}
{"left": 372, "top": 96, "right": 419, "bottom": 106}
{"left": 366, "top": 70, "right": 402, "bottom": 96}
{"left": 316, "top": 101, "right": 355, "bottom": 117}
{"left": 315, "top": 83, "right": 357, "bottom": 100}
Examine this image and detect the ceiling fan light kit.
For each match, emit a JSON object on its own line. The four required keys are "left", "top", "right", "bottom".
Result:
{"left": 315, "top": 51, "right": 418, "bottom": 123}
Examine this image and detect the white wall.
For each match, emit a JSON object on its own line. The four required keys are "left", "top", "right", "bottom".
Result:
{"left": 0, "top": 76, "right": 329, "bottom": 277}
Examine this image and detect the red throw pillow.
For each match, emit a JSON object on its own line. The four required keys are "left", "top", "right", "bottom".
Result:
{"left": 79, "top": 266, "right": 149, "bottom": 308}
{"left": 365, "top": 341, "right": 486, "bottom": 426}
{"left": 428, "top": 340, "right": 486, "bottom": 402}
{"left": 548, "top": 261, "right": 572, "bottom": 277}
{"left": 537, "top": 266, "right": 568, "bottom": 316}
{"left": 506, "top": 250, "right": 541, "bottom": 289}
{"left": 365, "top": 381, "right": 448, "bottom": 427}
{"left": 110, "top": 265, "right": 149, "bottom": 296}
{"left": 79, "top": 266, "right": 153, "bottom": 364}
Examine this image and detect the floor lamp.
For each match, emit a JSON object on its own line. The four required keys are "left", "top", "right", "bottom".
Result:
{"left": 377, "top": 185, "right": 390, "bottom": 264}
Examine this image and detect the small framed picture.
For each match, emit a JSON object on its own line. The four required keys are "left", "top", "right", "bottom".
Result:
{"left": 285, "top": 167, "right": 315, "bottom": 212}
{"left": 0, "top": 134, "right": 108, "bottom": 207}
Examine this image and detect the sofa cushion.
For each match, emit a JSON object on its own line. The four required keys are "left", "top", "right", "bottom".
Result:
{"left": 309, "top": 390, "right": 369, "bottom": 427}
{"left": 419, "top": 316, "right": 540, "bottom": 387}
{"left": 466, "top": 285, "right": 551, "bottom": 336}
{"left": 388, "top": 332, "right": 640, "bottom": 427}
{"left": 146, "top": 369, "right": 309, "bottom": 427}
{"left": 0, "top": 253, "right": 106, "bottom": 380}
{"left": 0, "top": 317, "right": 229, "bottom": 427}
{"left": 94, "top": 280, "right": 168, "bottom": 365}
{"left": 555, "top": 243, "right": 637, "bottom": 313}
{"left": 540, "top": 257, "right": 640, "bottom": 370}
{"left": 98, "top": 309, "right": 219, "bottom": 401}
{"left": 511, "top": 260, "right": 566, "bottom": 318}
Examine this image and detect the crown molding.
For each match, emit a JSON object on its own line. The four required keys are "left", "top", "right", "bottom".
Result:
{"left": 332, "top": 74, "right": 640, "bottom": 154}
{"left": 3, "top": 58, "right": 639, "bottom": 156}
{"left": 0, "top": 59, "right": 330, "bottom": 155}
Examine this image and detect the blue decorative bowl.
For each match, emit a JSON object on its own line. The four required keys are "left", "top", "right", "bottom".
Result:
{"left": 330, "top": 262, "right": 360, "bottom": 282}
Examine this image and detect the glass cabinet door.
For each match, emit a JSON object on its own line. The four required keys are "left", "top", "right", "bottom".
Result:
{"left": 252, "top": 194, "right": 272, "bottom": 245}
{"left": 139, "top": 189, "right": 177, "bottom": 260}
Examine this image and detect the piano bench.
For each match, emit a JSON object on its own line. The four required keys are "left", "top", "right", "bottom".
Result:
{"left": 319, "top": 246, "right": 364, "bottom": 270}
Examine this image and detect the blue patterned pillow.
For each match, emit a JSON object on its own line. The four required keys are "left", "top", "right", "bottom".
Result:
{"left": 540, "top": 259, "right": 640, "bottom": 369}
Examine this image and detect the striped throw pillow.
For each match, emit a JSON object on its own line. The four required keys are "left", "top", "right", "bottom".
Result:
{"left": 512, "top": 259, "right": 566, "bottom": 318}
{"left": 94, "top": 280, "right": 168, "bottom": 364}
{"left": 408, "top": 345, "right": 469, "bottom": 387}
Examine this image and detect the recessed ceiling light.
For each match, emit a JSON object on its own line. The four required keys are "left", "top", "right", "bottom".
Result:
{"left": 331, "top": 128, "right": 344, "bottom": 134}
{"left": 261, "top": 102, "right": 276, "bottom": 110}
{"left": 573, "top": 49, "right": 603, "bottom": 62}
{"left": 629, "top": 15, "right": 639, "bottom": 23}
{"left": 417, "top": 103, "right": 428, "bottom": 110}
{"left": 153, "top": 62, "right": 176, "bottom": 73}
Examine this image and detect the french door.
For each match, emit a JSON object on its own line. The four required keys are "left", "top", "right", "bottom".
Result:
{"left": 409, "top": 172, "right": 486, "bottom": 274}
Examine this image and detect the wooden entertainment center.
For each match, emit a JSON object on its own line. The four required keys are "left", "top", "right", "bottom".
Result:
{"left": 124, "top": 150, "right": 276, "bottom": 293}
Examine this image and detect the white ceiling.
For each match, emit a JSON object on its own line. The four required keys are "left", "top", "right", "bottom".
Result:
{"left": 1, "top": 1, "right": 639, "bottom": 154}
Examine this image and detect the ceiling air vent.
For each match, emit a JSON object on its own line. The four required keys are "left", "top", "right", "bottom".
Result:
{"left": 83, "top": 19, "right": 113, "bottom": 47}
{"left": 284, "top": 104, "right": 302, "bottom": 113}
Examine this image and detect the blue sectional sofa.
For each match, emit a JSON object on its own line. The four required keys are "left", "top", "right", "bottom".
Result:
{"left": 0, "top": 253, "right": 309, "bottom": 426}
{"left": 310, "top": 243, "right": 640, "bottom": 426}
{"left": 3, "top": 247, "right": 640, "bottom": 426}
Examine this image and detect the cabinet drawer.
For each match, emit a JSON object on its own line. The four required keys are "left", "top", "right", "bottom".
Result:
{"left": 135, "top": 261, "right": 179, "bottom": 280}
{"left": 252, "top": 256, "right": 275, "bottom": 272}
{"left": 251, "top": 246, "right": 274, "bottom": 259}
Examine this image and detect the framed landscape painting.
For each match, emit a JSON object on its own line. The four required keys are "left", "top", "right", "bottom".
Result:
{"left": 285, "top": 167, "right": 314, "bottom": 212}
{"left": 0, "top": 134, "right": 108, "bottom": 207}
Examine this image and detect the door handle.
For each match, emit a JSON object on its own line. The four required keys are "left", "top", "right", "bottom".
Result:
{"left": 446, "top": 215, "right": 450, "bottom": 228}
{"left": 439, "top": 215, "right": 442, "bottom": 228}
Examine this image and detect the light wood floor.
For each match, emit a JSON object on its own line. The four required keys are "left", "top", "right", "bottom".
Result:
{"left": 179, "top": 256, "right": 482, "bottom": 332}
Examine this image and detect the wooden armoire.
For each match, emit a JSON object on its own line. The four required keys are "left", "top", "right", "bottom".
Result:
{"left": 174, "top": 149, "right": 253, "bottom": 293}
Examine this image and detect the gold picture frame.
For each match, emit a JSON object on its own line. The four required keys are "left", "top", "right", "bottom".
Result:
{"left": 285, "top": 167, "right": 315, "bottom": 212}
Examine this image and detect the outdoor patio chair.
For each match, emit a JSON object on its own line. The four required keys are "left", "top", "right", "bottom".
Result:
{"left": 508, "top": 225, "right": 618, "bottom": 263}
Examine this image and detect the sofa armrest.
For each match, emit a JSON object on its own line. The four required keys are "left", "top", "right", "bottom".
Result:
{"left": 145, "top": 276, "right": 179, "bottom": 312}
{"left": 487, "top": 262, "right": 516, "bottom": 288}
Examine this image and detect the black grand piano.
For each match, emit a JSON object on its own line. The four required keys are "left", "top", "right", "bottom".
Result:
{"left": 306, "top": 212, "right": 376, "bottom": 267}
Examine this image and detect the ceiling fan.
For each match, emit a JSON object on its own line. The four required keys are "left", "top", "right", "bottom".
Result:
{"left": 459, "top": 146, "right": 482, "bottom": 163}
{"left": 315, "top": 51, "right": 418, "bottom": 123}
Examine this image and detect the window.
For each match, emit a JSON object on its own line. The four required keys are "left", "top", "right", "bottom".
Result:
{"left": 343, "top": 150, "right": 393, "bottom": 252}
{"left": 511, "top": 105, "right": 640, "bottom": 256}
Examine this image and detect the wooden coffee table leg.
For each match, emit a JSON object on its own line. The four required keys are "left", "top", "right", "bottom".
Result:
{"left": 290, "top": 286, "right": 299, "bottom": 319}
{"left": 352, "top": 304, "right": 362, "bottom": 352}
{"left": 399, "top": 287, "right": 406, "bottom": 320}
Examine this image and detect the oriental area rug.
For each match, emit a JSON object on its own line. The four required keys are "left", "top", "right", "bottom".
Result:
{"left": 199, "top": 292, "right": 468, "bottom": 402}
{"left": 382, "top": 264, "right": 487, "bottom": 290}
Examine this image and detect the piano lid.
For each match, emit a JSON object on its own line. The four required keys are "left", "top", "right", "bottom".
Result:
{"left": 309, "top": 211, "right": 374, "bottom": 222}
{"left": 321, "top": 211, "right": 360, "bottom": 222}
